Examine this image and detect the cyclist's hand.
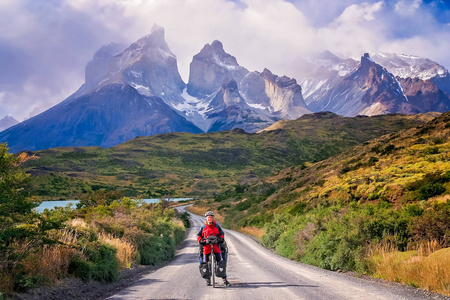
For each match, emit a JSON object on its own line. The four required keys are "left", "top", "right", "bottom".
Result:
{"left": 199, "top": 238, "right": 207, "bottom": 245}
{"left": 217, "top": 237, "right": 224, "bottom": 244}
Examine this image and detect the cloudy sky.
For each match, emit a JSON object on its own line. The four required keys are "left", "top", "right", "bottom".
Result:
{"left": 1, "top": 0, "right": 449, "bottom": 121}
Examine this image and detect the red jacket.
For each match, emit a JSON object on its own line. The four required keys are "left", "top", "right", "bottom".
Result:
{"left": 197, "top": 220, "right": 224, "bottom": 243}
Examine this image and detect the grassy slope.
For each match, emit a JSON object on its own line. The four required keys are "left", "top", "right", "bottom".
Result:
{"left": 22, "top": 112, "right": 436, "bottom": 200}
{"left": 212, "top": 111, "right": 449, "bottom": 291}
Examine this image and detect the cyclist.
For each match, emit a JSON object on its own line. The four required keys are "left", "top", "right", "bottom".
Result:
{"left": 197, "top": 211, "right": 231, "bottom": 286}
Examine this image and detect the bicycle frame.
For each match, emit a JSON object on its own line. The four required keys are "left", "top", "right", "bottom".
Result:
{"left": 206, "top": 235, "right": 219, "bottom": 288}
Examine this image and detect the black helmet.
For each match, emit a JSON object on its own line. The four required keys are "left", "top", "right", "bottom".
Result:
{"left": 205, "top": 211, "right": 215, "bottom": 217}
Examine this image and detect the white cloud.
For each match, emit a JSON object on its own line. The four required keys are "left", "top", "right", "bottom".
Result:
{"left": 395, "top": 0, "right": 421, "bottom": 15}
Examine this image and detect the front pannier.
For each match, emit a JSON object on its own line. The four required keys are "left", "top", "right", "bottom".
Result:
{"left": 215, "top": 260, "right": 227, "bottom": 277}
{"left": 199, "top": 262, "right": 210, "bottom": 278}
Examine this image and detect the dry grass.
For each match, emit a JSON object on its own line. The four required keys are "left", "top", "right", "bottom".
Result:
{"left": 186, "top": 204, "right": 208, "bottom": 216}
{"left": 99, "top": 232, "right": 136, "bottom": 269}
{"left": 50, "top": 228, "right": 80, "bottom": 246}
{"left": 368, "top": 240, "right": 450, "bottom": 296}
{"left": 239, "top": 226, "right": 265, "bottom": 240}
{"left": 68, "top": 218, "right": 88, "bottom": 228}
{"left": 0, "top": 252, "right": 14, "bottom": 296}
{"left": 22, "top": 245, "right": 77, "bottom": 283}
{"left": 0, "top": 272, "right": 14, "bottom": 297}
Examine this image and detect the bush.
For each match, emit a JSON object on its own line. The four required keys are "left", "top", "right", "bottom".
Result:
{"left": 180, "top": 212, "right": 191, "bottom": 228}
{"left": 261, "top": 215, "right": 288, "bottom": 250}
{"left": 418, "top": 182, "right": 446, "bottom": 200}
{"left": 69, "top": 242, "right": 119, "bottom": 282}
{"left": 410, "top": 202, "right": 450, "bottom": 247}
{"left": 407, "top": 171, "right": 450, "bottom": 200}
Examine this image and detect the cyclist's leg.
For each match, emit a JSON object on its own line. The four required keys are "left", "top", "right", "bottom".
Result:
{"left": 213, "top": 244, "right": 223, "bottom": 260}
{"left": 203, "top": 244, "right": 212, "bottom": 262}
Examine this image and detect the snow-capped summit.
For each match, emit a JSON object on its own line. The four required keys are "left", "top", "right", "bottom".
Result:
{"left": 102, "top": 24, "right": 186, "bottom": 106}
{"left": 371, "top": 52, "right": 449, "bottom": 80}
{"left": 371, "top": 52, "right": 450, "bottom": 98}
{"left": 298, "top": 51, "right": 358, "bottom": 102}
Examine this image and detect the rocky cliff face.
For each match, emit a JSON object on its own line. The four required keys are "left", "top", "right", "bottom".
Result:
{"left": 205, "top": 79, "right": 274, "bottom": 132}
{"left": 184, "top": 41, "right": 310, "bottom": 131}
{"left": 85, "top": 43, "right": 127, "bottom": 88}
{"left": 398, "top": 77, "right": 450, "bottom": 113}
{"left": 351, "top": 53, "right": 410, "bottom": 115}
{"left": 187, "top": 40, "right": 249, "bottom": 99}
{"left": 241, "top": 68, "right": 310, "bottom": 119}
{"left": 106, "top": 25, "right": 186, "bottom": 106}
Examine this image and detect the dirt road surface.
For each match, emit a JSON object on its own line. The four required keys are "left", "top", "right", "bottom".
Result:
{"left": 108, "top": 206, "right": 448, "bottom": 300}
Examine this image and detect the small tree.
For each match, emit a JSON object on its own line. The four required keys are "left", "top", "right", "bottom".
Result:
{"left": 0, "top": 143, "right": 39, "bottom": 249}
{"left": 159, "top": 194, "right": 172, "bottom": 212}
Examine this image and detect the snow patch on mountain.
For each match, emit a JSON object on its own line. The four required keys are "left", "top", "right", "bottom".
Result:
{"left": 131, "top": 83, "right": 152, "bottom": 96}
{"left": 172, "top": 88, "right": 212, "bottom": 132}
{"left": 371, "top": 52, "right": 449, "bottom": 80}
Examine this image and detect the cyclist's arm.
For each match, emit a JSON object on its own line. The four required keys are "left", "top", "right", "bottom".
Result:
{"left": 197, "top": 225, "right": 205, "bottom": 243}
{"left": 216, "top": 224, "right": 225, "bottom": 238}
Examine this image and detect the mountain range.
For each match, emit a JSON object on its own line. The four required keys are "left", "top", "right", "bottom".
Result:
{"left": 1, "top": 24, "right": 449, "bottom": 153}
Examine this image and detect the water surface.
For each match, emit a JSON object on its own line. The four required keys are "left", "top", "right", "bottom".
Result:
{"left": 35, "top": 198, "right": 193, "bottom": 213}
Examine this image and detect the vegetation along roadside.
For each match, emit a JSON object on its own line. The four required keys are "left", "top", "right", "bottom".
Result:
{"left": 1, "top": 111, "right": 448, "bottom": 297}
{"left": 203, "top": 111, "right": 450, "bottom": 296}
{"left": 0, "top": 144, "right": 188, "bottom": 299}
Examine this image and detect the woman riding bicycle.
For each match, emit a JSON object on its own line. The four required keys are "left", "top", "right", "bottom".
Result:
{"left": 197, "top": 211, "right": 230, "bottom": 286}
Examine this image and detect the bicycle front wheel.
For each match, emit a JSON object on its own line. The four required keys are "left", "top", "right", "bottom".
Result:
{"left": 211, "top": 253, "right": 216, "bottom": 288}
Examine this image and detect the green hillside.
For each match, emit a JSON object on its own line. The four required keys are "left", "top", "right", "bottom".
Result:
{"left": 22, "top": 112, "right": 435, "bottom": 200}
{"left": 209, "top": 111, "right": 450, "bottom": 294}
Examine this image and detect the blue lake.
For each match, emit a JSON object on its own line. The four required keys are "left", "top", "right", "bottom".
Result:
{"left": 35, "top": 198, "right": 193, "bottom": 213}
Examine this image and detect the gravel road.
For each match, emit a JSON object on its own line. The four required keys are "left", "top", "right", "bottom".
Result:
{"left": 108, "top": 206, "right": 449, "bottom": 300}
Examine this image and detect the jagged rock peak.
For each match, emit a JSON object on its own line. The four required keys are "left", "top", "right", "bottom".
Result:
{"left": 361, "top": 53, "right": 375, "bottom": 66}
{"left": 200, "top": 40, "right": 225, "bottom": 54}
{"left": 151, "top": 23, "right": 165, "bottom": 35}
{"left": 260, "top": 68, "right": 301, "bottom": 91}
{"left": 371, "top": 52, "right": 449, "bottom": 80}
{"left": 210, "top": 40, "right": 225, "bottom": 52}
{"left": 261, "top": 68, "right": 277, "bottom": 81}
{"left": 187, "top": 40, "right": 249, "bottom": 98}
{"left": 194, "top": 40, "right": 239, "bottom": 67}
{"left": 132, "top": 24, "right": 170, "bottom": 52}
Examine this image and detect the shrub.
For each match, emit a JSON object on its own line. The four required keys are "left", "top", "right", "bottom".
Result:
{"left": 69, "top": 242, "right": 119, "bottom": 282}
{"left": 99, "top": 232, "right": 136, "bottom": 269}
{"left": 180, "top": 212, "right": 191, "bottom": 228}
{"left": 261, "top": 215, "right": 288, "bottom": 250}
{"left": 410, "top": 202, "right": 450, "bottom": 247}
{"left": 418, "top": 182, "right": 446, "bottom": 200}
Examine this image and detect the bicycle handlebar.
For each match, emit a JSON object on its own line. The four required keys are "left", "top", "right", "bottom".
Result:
{"left": 206, "top": 236, "right": 219, "bottom": 244}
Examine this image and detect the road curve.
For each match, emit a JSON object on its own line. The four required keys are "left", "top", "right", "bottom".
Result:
{"left": 108, "top": 206, "right": 448, "bottom": 300}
